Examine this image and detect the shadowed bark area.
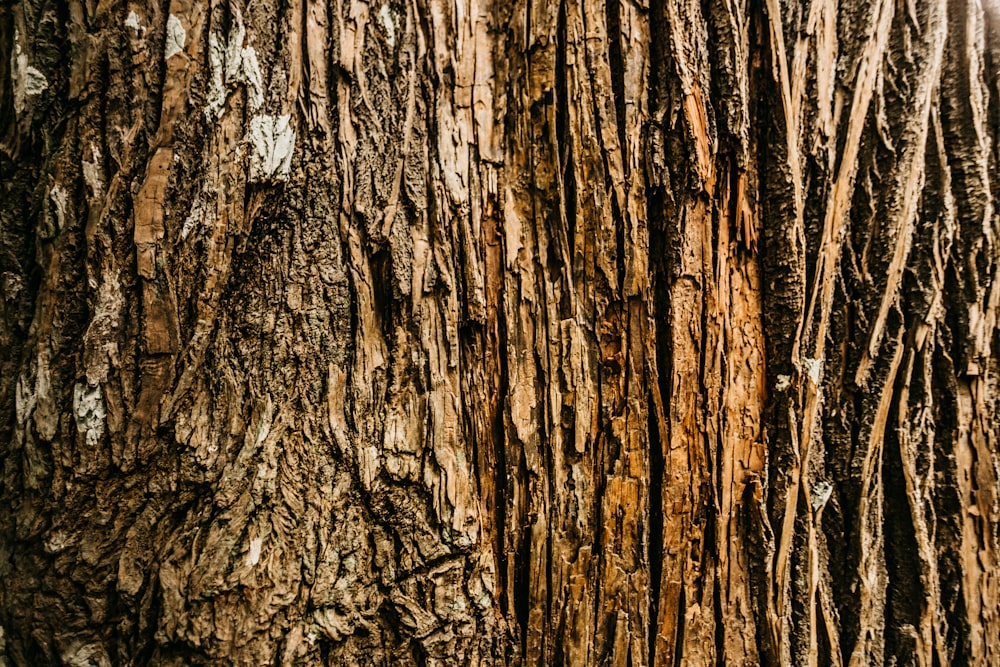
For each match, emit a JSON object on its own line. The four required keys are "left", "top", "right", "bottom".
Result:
{"left": 0, "top": 0, "right": 997, "bottom": 664}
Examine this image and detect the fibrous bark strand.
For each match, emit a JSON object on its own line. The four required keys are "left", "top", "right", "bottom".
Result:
{"left": 1, "top": 0, "right": 998, "bottom": 665}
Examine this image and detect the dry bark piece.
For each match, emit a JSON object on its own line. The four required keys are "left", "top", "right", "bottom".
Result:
{"left": 0, "top": 0, "right": 997, "bottom": 665}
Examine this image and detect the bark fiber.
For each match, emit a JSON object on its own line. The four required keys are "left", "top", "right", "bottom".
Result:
{"left": 1, "top": 0, "right": 998, "bottom": 664}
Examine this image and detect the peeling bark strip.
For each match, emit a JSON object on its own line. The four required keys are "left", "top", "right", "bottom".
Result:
{"left": 1, "top": 0, "right": 999, "bottom": 664}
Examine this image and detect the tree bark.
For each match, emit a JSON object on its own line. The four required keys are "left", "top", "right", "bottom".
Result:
{"left": 1, "top": 0, "right": 998, "bottom": 664}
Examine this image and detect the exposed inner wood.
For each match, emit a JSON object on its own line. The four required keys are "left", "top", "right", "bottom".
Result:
{"left": 1, "top": 0, "right": 998, "bottom": 665}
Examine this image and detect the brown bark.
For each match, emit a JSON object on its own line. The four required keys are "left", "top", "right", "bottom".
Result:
{"left": 1, "top": 0, "right": 998, "bottom": 664}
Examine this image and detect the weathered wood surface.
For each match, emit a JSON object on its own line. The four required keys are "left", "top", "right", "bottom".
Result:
{"left": 1, "top": 0, "right": 998, "bottom": 664}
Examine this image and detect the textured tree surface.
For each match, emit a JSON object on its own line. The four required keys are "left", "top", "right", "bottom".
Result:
{"left": 1, "top": 0, "right": 999, "bottom": 664}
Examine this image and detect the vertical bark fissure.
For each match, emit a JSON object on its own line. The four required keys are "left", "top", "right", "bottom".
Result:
{"left": 605, "top": 0, "right": 627, "bottom": 173}
{"left": 556, "top": 0, "right": 577, "bottom": 263}
{"left": 4, "top": 0, "right": 1000, "bottom": 664}
{"left": 646, "top": 389, "right": 665, "bottom": 667}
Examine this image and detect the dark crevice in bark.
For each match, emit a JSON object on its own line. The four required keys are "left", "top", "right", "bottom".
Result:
{"left": 4, "top": 0, "right": 1000, "bottom": 664}
{"left": 672, "top": 585, "right": 686, "bottom": 667}
{"left": 646, "top": 391, "right": 664, "bottom": 667}
{"left": 369, "top": 248, "right": 396, "bottom": 342}
{"left": 645, "top": 0, "right": 673, "bottom": 660}
{"left": 495, "top": 297, "right": 511, "bottom": 619}
{"left": 930, "top": 323, "right": 971, "bottom": 665}
{"left": 713, "top": 560, "right": 725, "bottom": 667}
{"left": 513, "top": 459, "right": 531, "bottom": 654}
{"left": 612, "top": 196, "right": 626, "bottom": 297}
{"left": 817, "top": 599, "right": 833, "bottom": 667}
{"left": 605, "top": 0, "right": 628, "bottom": 169}
{"left": 645, "top": 78, "right": 670, "bottom": 662}
{"left": 556, "top": 0, "right": 576, "bottom": 262}
{"left": 882, "top": 395, "right": 923, "bottom": 664}
{"left": 787, "top": 509, "right": 810, "bottom": 664}
{"left": 742, "top": 475, "right": 777, "bottom": 665}
{"left": 297, "top": 0, "right": 312, "bottom": 99}
{"left": 754, "top": 7, "right": 803, "bottom": 579}
{"left": 0, "top": 15, "right": 16, "bottom": 150}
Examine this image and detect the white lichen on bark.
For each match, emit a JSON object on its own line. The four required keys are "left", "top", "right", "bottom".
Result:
{"left": 247, "top": 537, "right": 263, "bottom": 566}
{"left": 181, "top": 187, "right": 214, "bottom": 240}
{"left": 239, "top": 47, "right": 264, "bottom": 109}
{"left": 379, "top": 5, "right": 396, "bottom": 47}
{"left": 206, "top": 15, "right": 264, "bottom": 120}
{"left": 44, "top": 530, "right": 71, "bottom": 554}
{"left": 82, "top": 144, "right": 103, "bottom": 197}
{"left": 164, "top": 15, "right": 186, "bottom": 60}
{"left": 13, "top": 375, "right": 35, "bottom": 436}
{"left": 10, "top": 30, "right": 48, "bottom": 114}
{"left": 73, "top": 383, "right": 106, "bottom": 447}
{"left": 803, "top": 357, "right": 823, "bottom": 385}
{"left": 247, "top": 114, "right": 295, "bottom": 181}
{"left": 60, "top": 641, "right": 111, "bottom": 667}
{"left": 49, "top": 185, "right": 68, "bottom": 233}
{"left": 125, "top": 11, "right": 142, "bottom": 32}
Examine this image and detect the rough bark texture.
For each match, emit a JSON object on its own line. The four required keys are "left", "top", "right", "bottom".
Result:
{"left": 1, "top": 0, "right": 998, "bottom": 664}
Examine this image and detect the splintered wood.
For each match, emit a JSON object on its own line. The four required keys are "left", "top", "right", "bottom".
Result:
{"left": 1, "top": 0, "right": 998, "bottom": 665}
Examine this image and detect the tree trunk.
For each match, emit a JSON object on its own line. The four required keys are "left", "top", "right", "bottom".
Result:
{"left": 1, "top": 0, "right": 998, "bottom": 664}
